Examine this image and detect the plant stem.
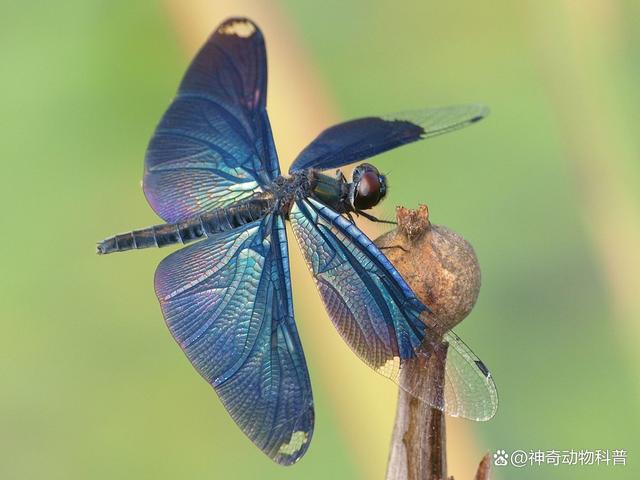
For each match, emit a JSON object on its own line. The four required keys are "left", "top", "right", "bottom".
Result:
{"left": 385, "top": 344, "right": 448, "bottom": 480}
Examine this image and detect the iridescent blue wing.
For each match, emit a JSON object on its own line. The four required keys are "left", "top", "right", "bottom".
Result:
{"left": 154, "top": 214, "right": 313, "bottom": 464}
{"left": 289, "top": 105, "right": 488, "bottom": 172}
{"left": 144, "top": 18, "right": 280, "bottom": 223}
{"left": 289, "top": 198, "right": 497, "bottom": 420}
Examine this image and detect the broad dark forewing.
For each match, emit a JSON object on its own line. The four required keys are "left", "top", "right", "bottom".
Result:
{"left": 289, "top": 105, "right": 488, "bottom": 173}
{"left": 289, "top": 198, "right": 497, "bottom": 420}
{"left": 154, "top": 214, "right": 314, "bottom": 464}
{"left": 144, "top": 18, "right": 280, "bottom": 223}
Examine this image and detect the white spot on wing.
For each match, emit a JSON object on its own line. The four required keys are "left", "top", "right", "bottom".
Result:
{"left": 218, "top": 19, "right": 255, "bottom": 38}
{"left": 278, "top": 430, "right": 309, "bottom": 457}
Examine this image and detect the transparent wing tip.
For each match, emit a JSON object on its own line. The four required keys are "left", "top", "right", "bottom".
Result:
{"left": 470, "top": 104, "right": 490, "bottom": 122}
{"left": 395, "top": 332, "right": 498, "bottom": 422}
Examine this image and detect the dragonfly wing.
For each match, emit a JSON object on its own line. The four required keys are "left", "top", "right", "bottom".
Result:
{"left": 289, "top": 104, "right": 488, "bottom": 172}
{"left": 144, "top": 18, "right": 280, "bottom": 223}
{"left": 289, "top": 198, "right": 497, "bottom": 420}
{"left": 154, "top": 214, "right": 313, "bottom": 464}
{"left": 441, "top": 331, "right": 498, "bottom": 421}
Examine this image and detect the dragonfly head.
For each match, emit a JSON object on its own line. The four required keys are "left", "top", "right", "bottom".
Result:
{"left": 350, "top": 163, "right": 387, "bottom": 210}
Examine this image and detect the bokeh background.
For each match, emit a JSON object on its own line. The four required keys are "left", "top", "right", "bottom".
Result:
{"left": 2, "top": 0, "right": 639, "bottom": 478}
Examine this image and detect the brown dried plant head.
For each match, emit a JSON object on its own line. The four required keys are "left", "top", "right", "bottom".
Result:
{"left": 375, "top": 205, "right": 481, "bottom": 332}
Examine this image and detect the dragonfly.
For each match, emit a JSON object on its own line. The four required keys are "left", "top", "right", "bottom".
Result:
{"left": 98, "top": 17, "right": 497, "bottom": 465}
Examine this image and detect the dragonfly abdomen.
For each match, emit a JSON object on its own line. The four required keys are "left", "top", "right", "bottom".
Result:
{"left": 97, "top": 196, "right": 273, "bottom": 254}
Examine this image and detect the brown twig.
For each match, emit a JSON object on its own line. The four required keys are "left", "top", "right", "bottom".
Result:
{"left": 473, "top": 454, "right": 491, "bottom": 480}
{"left": 385, "top": 344, "right": 448, "bottom": 480}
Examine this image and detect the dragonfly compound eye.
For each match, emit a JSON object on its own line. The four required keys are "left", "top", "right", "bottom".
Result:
{"left": 352, "top": 164, "right": 387, "bottom": 210}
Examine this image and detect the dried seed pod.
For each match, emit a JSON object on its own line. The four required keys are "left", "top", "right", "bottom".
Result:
{"left": 375, "top": 204, "right": 481, "bottom": 331}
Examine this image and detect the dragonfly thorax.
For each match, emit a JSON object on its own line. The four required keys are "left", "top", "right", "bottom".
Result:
{"left": 268, "top": 170, "right": 315, "bottom": 214}
{"left": 282, "top": 163, "right": 388, "bottom": 216}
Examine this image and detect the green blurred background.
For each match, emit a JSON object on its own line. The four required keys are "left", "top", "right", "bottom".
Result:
{"left": 2, "top": 0, "right": 639, "bottom": 479}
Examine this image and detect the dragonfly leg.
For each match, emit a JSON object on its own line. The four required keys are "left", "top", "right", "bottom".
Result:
{"left": 344, "top": 211, "right": 356, "bottom": 223}
{"left": 356, "top": 210, "right": 397, "bottom": 225}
